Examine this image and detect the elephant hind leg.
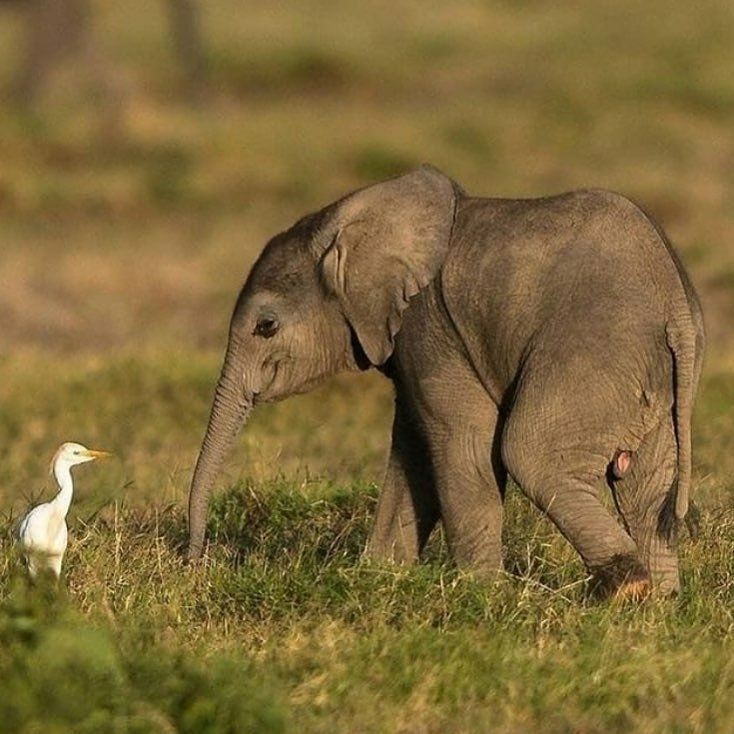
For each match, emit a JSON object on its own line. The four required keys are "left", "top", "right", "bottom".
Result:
{"left": 501, "top": 402, "right": 648, "bottom": 599}
{"left": 608, "top": 417, "right": 680, "bottom": 594}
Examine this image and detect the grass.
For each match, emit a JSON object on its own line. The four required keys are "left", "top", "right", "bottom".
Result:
{"left": 2, "top": 477, "right": 734, "bottom": 732}
{"left": 0, "top": 0, "right": 734, "bottom": 731}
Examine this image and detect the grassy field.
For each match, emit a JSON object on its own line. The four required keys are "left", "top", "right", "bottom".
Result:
{"left": 0, "top": 1, "right": 733, "bottom": 731}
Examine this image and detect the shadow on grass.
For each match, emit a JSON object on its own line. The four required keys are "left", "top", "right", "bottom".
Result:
{"left": 207, "top": 478, "right": 376, "bottom": 567}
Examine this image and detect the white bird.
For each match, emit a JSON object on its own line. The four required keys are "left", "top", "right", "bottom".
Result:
{"left": 18, "top": 442, "right": 111, "bottom": 579}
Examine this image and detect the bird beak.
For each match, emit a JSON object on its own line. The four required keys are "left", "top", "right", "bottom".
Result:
{"left": 85, "top": 449, "right": 112, "bottom": 460}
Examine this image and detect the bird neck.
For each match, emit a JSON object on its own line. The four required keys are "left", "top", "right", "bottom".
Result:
{"left": 52, "top": 463, "right": 74, "bottom": 517}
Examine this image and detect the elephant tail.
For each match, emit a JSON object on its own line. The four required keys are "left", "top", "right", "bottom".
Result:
{"left": 622, "top": 194, "right": 703, "bottom": 534}
{"left": 666, "top": 309, "right": 697, "bottom": 524}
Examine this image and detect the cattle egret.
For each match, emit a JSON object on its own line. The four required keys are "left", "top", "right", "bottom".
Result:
{"left": 18, "top": 442, "right": 111, "bottom": 579}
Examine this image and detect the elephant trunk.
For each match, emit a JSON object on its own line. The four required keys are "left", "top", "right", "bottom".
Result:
{"left": 187, "top": 341, "right": 252, "bottom": 561}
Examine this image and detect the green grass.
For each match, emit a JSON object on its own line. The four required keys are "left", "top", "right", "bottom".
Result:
{"left": 1, "top": 0, "right": 734, "bottom": 731}
{"left": 2, "top": 473, "right": 734, "bottom": 732}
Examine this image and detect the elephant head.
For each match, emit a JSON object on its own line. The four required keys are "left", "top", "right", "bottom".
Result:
{"left": 187, "top": 165, "right": 458, "bottom": 560}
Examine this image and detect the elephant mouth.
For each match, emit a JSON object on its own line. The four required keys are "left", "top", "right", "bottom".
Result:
{"left": 255, "top": 354, "right": 328, "bottom": 404}
{"left": 255, "top": 355, "right": 292, "bottom": 404}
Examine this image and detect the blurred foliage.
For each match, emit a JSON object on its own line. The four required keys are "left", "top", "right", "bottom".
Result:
{"left": 0, "top": 584, "right": 286, "bottom": 733}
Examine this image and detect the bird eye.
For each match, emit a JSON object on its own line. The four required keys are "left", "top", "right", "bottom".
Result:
{"left": 253, "top": 317, "right": 279, "bottom": 338}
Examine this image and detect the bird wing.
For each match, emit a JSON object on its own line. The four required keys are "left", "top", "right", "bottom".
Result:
{"left": 18, "top": 504, "right": 43, "bottom": 542}
{"left": 18, "top": 502, "right": 56, "bottom": 552}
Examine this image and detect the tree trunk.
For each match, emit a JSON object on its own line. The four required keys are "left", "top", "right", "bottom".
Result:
{"left": 166, "top": 0, "right": 208, "bottom": 98}
{"left": 12, "top": 0, "right": 128, "bottom": 141}
{"left": 13, "top": 0, "right": 90, "bottom": 104}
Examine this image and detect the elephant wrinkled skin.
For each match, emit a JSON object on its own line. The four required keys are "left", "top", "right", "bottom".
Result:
{"left": 187, "top": 166, "right": 704, "bottom": 598}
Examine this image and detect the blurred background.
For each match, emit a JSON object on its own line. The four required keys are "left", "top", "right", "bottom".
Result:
{"left": 1, "top": 5, "right": 733, "bottom": 729}
{"left": 0, "top": 0, "right": 732, "bottom": 509}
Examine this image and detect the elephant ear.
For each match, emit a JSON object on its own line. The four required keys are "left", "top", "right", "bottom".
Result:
{"left": 319, "top": 165, "right": 458, "bottom": 365}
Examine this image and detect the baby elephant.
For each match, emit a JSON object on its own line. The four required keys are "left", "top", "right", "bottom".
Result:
{"left": 188, "top": 165, "right": 704, "bottom": 598}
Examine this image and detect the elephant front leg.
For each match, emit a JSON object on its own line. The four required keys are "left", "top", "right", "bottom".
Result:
{"left": 382, "top": 355, "right": 506, "bottom": 577}
{"left": 430, "top": 422, "right": 506, "bottom": 578}
{"left": 364, "top": 402, "right": 441, "bottom": 564}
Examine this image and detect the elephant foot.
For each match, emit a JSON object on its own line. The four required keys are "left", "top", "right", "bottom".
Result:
{"left": 362, "top": 536, "right": 418, "bottom": 566}
{"left": 614, "top": 578, "right": 651, "bottom": 602}
{"left": 588, "top": 553, "right": 651, "bottom": 601}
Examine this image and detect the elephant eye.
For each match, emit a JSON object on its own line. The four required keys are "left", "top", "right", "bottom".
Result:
{"left": 254, "top": 317, "right": 279, "bottom": 338}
